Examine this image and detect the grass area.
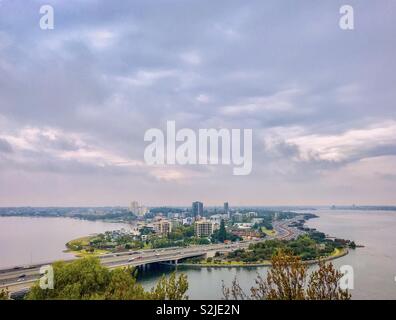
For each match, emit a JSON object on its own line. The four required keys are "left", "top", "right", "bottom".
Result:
{"left": 65, "top": 234, "right": 150, "bottom": 257}
{"left": 65, "top": 236, "right": 110, "bottom": 257}
{"left": 331, "top": 247, "right": 341, "bottom": 257}
{"left": 143, "top": 243, "right": 152, "bottom": 250}
{"left": 261, "top": 227, "right": 276, "bottom": 236}
{"left": 67, "top": 236, "right": 92, "bottom": 247}
{"left": 72, "top": 248, "right": 109, "bottom": 257}
{"left": 330, "top": 247, "right": 347, "bottom": 258}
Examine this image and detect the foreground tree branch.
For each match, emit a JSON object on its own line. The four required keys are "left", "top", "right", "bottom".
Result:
{"left": 223, "top": 250, "right": 351, "bottom": 300}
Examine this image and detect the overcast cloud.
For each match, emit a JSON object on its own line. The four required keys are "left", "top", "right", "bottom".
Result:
{"left": 0, "top": 0, "right": 395, "bottom": 206}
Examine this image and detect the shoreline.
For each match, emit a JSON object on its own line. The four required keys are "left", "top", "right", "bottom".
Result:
{"left": 178, "top": 248, "right": 349, "bottom": 268}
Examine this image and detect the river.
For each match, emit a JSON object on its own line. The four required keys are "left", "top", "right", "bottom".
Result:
{"left": 0, "top": 217, "right": 131, "bottom": 268}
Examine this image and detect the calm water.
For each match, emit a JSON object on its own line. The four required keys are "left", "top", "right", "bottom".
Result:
{"left": 1, "top": 210, "right": 396, "bottom": 299}
{"left": 305, "top": 209, "right": 396, "bottom": 300}
{"left": 0, "top": 217, "right": 131, "bottom": 268}
{"left": 140, "top": 209, "right": 396, "bottom": 300}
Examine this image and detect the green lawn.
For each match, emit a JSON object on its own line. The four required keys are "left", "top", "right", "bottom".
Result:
{"left": 65, "top": 236, "right": 110, "bottom": 257}
{"left": 261, "top": 227, "right": 276, "bottom": 236}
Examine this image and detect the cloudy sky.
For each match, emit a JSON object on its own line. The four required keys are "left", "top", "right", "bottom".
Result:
{"left": 0, "top": 0, "right": 395, "bottom": 206}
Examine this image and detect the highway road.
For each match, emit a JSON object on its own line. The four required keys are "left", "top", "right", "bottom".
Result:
{"left": 272, "top": 216, "right": 305, "bottom": 240}
{"left": 0, "top": 241, "right": 255, "bottom": 293}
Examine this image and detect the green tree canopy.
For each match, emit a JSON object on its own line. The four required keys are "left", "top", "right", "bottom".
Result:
{"left": 26, "top": 257, "right": 188, "bottom": 300}
{"left": 150, "top": 272, "right": 189, "bottom": 300}
{"left": 218, "top": 219, "right": 227, "bottom": 243}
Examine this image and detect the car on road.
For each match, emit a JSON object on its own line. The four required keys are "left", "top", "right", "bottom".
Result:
{"left": 17, "top": 274, "right": 26, "bottom": 282}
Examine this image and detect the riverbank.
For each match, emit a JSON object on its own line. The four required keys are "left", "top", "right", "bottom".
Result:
{"left": 178, "top": 247, "right": 349, "bottom": 268}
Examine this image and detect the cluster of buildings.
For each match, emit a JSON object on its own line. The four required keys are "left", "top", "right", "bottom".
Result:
{"left": 128, "top": 200, "right": 264, "bottom": 241}
{"left": 128, "top": 201, "right": 228, "bottom": 239}
{"left": 191, "top": 201, "right": 233, "bottom": 237}
{"left": 192, "top": 201, "right": 230, "bottom": 220}
{"left": 150, "top": 216, "right": 217, "bottom": 238}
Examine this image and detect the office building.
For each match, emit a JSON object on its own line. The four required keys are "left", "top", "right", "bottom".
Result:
{"left": 246, "top": 211, "right": 258, "bottom": 218}
{"left": 194, "top": 220, "right": 213, "bottom": 237}
{"left": 129, "top": 201, "right": 148, "bottom": 217}
{"left": 233, "top": 212, "right": 244, "bottom": 222}
{"left": 224, "top": 202, "right": 229, "bottom": 218}
{"left": 154, "top": 220, "right": 172, "bottom": 236}
{"left": 130, "top": 201, "right": 139, "bottom": 214}
{"left": 192, "top": 201, "right": 203, "bottom": 219}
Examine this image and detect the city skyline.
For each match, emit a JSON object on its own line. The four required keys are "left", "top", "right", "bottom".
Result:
{"left": 0, "top": 1, "right": 395, "bottom": 206}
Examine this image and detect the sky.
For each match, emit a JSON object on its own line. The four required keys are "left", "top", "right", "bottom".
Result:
{"left": 0, "top": 0, "right": 395, "bottom": 206}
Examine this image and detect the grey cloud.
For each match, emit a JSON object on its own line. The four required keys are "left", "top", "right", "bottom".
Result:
{"left": 0, "top": 0, "right": 395, "bottom": 205}
{"left": 0, "top": 138, "right": 12, "bottom": 153}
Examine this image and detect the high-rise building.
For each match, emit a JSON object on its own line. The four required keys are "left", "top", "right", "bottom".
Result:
{"left": 224, "top": 202, "right": 229, "bottom": 218}
{"left": 130, "top": 201, "right": 139, "bottom": 214}
{"left": 154, "top": 220, "right": 172, "bottom": 235}
{"left": 194, "top": 220, "right": 213, "bottom": 237}
{"left": 138, "top": 206, "right": 148, "bottom": 216}
{"left": 192, "top": 201, "right": 203, "bottom": 219}
{"left": 233, "top": 212, "right": 243, "bottom": 222}
{"left": 129, "top": 201, "right": 148, "bottom": 217}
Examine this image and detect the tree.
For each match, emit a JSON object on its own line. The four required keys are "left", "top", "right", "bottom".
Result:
{"left": 26, "top": 257, "right": 188, "bottom": 300}
{"left": 222, "top": 250, "right": 351, "bottom": 300}
{"left": 103, "top": 268, "right": 149, "bottom": 300}
{"left": 218, "top": 219, "right": 227, "bottom": 243}
{"left": 27, "top": 257, "right": 110, "bottom": 300}
{"left": 0, "top": 288, "right": 9, "bottom": 300}
{"left": 150, "top": 272, "right": 189, "bottom": 300}
{"left": 306, "top": 261, "right": 351, "bottom": 300}
{"left": 251, "top": 250, "right": 306, "bottom": 300}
